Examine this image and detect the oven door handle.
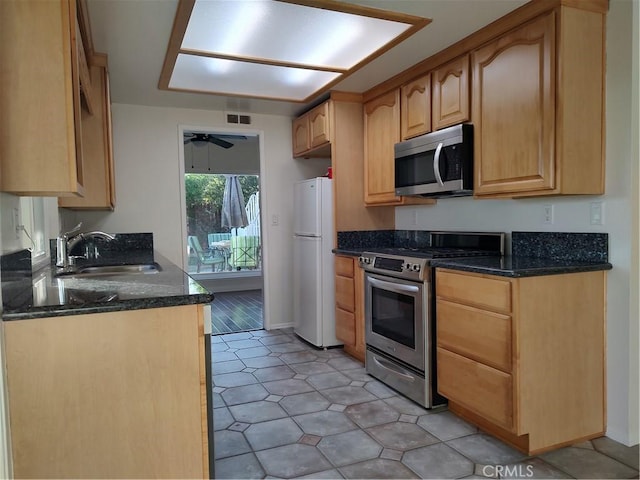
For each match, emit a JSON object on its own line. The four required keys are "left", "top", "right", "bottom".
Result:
{"left": 433, "top": 142, "right": 444, "bottom": 186}
{"left": 368, "top": 276, "right": 420, "bottom": 295}
{"left": 372, "top": 356, "right": 416, "bottom": 382}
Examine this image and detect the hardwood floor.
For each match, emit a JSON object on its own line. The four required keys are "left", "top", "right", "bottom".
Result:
{"left": 211, "top": 289, "right": 263, "bottom": 335}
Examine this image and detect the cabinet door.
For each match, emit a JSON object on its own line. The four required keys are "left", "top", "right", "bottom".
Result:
{"left": 59, "top": 64, "right": 115, "bottom": 210}
{"left": 401, "top": 74, "right": 431, "bottom": 140}
{"left": 472, "top": 13, "right": 555, "bottom": 196}
{"left": 0, "top": 0, "right": 84, "bottom": 195}
{"left": 309, "top": 102, "right": 330, "bottom": 148}
{"left": 292, "top": 115, "right": 309, "bottom": 156}
{"left": 432, "top": 54, "right": 470, "bottom": 130}
{"left": 4, "top": 305, "right": 208, "bottom": 478}
{"left": 364, "top": 90, "right": 401, "bottom": 205}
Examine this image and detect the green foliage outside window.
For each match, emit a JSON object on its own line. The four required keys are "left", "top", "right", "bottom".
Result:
{"left": 185, "top": 174, "right": 259, "bottom": 242}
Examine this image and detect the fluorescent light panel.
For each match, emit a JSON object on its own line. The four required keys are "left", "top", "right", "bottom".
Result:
{"left": 162, "top": 0, "right": 430, "bottom": 102}
{"left": 182, "top": 1, "right": 412, "bottom": 69}
{"left": 170, "top": 54, "right": 341, "bottom": 100}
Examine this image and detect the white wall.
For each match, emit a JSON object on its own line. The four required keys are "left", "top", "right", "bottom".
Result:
{"left": 66, "top": 104, "right": 324, "bottom": 330}
{"left": 396, "top": 0, "right": 639, "bottom": 446}
{"left": 629, "top": 0, "right": 639, "bottom": 450}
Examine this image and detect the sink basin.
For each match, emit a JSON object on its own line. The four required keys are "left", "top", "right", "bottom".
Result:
{"left": 55, "top": 263, "right": 161, "bottom": 277}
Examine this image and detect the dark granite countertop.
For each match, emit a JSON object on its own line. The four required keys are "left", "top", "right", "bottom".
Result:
{"left": 2, "top": 252, "right": 214, "bottom": 321}
{"left": 332, "top": 248, "right": 367, "bottom": 257}
{"left": 431, "top": 256, "right": 612, "bottom": 278}
{"left": 333, "top": 231, "right": 612, "bottom": 278}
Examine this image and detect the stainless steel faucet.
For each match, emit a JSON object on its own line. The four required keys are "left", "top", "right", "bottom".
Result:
{"left": 56, "top": 223, "right": 116, "bottom": 269}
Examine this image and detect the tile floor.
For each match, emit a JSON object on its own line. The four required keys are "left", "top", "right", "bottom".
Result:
{"left": 212, "top": 329, "right": 639, "bottom": 479}
{"left": 211, "top": 290, "right": 263, "bottom": 334}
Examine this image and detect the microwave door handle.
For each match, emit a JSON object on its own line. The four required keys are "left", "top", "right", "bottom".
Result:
{"left": 433, "top": 142, "right": 444, "bottom": 186}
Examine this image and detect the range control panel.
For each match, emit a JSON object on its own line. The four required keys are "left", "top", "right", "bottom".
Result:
{"left": 358, "top": 253, "right": 429, "bottom": 282}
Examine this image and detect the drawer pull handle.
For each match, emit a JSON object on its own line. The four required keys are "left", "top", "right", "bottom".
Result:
{"left": 373, "top": 356, "right": 415, "bottom": 382}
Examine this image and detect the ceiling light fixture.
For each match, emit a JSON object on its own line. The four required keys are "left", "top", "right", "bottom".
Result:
{"left": 159, "top": 0, "right": 431, "bottom": 103}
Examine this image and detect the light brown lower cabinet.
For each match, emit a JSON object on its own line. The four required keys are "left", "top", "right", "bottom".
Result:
{"left": 334, "top": 255, "right": 365, "bottom": 362}
{"left": 3, "top": 304, "right": 210, "bottom": 479}
{"left": 436, "top": 268, "right": 606, "bottom": 455}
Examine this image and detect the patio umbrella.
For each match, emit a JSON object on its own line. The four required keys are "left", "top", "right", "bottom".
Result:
{"left": 221, "top": 175, "right": 248, "bottom": 228}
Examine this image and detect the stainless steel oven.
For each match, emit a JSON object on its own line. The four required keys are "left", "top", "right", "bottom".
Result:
{"left": 363, "top": 263, "right": 440, "bottom": 408}
{"left": 359, "top": 231, "right": 505, "bottom": 409}
{"left": 365, "top": 272, "right": 426, "bottom": 368}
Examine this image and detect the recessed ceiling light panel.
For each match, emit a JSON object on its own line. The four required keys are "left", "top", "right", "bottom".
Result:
{"left": 182, "top": 1, "right": 412, "bottom": 70}
{"left": 159, "top": 0, "right": 431, "bottom": 103}
{"left": 170, "top": 54, "right": 341, "bottom": 101}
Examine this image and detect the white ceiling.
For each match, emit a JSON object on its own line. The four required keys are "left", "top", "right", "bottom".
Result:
{"left": 86, "top": 0, "right": 528, "bottom": 117}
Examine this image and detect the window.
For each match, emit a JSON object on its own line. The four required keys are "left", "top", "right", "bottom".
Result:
{"left": 19, "top": 197, "right": 48, "bottom": 269}
{"left": 185, "top": 173, "right": 260, "bottom": 275}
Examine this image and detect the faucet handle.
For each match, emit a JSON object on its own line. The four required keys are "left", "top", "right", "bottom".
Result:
{"left": 61, "top": 222, "right": 82, "bottom": 238}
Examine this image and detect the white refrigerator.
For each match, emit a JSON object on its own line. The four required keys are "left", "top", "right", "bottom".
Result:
{"left": 293, "top": 177, "right": 341, "bottom": 348}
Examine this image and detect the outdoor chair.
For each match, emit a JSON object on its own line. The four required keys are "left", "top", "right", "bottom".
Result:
{"left": 229, "top": 236, "right": 261, "bottom": 270}
{"left": 207, "top": 232, "right": 232, "bottom": 244}
{"left": 188, "top": 236, "right": 225, "bottom": 273}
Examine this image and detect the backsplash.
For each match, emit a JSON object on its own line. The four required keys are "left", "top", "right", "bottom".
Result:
{"left": 337, "top": 230, "right": 609, "bottom": 262}
{"left": 336, "top": 230, "right": 395, "bottom": 250}
{"left": 512, "top": 231, "right": 608, "bottom": 262}
{"left": 49, "top": 232, "right": 154, "bottom": 266}
{"left": 337, "top": 230, "right": 436, "bottom": 249}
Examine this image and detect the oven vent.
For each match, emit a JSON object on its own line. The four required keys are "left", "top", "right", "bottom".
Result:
{"left": 226, "top": 113, "right": 252, "bottom": 125}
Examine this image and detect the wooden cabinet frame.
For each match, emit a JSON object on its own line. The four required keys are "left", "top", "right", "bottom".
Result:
{"left": 436, "top": 268, "right": 606, "bottom": 455}
{"left": 0, "top": 0, "right": 86, "bottom": 196}
{"left": 4, "top": 305, "right": 210, "bottom": 478}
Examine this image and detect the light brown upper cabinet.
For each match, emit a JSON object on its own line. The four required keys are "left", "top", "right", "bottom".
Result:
{"left": 59, "top": 63, "right": 116, "bottom": 210}
{"left": 432, "top": 54, "right": 470, "bottom": 130}
{"left": 401, "top": 73, "right": 431, "bottom": 140}
{"left": 364, "top": 90, "right": 436, "bottom": 206}
{"left": 292, "top": 93, "right": 395, "bottom": 233}
{"left": 292, "top": 101, "right": 331, "bottom": 158}
{"left": 364, "top": 90, "right": 402, "bottom": 205}
{"left": 0, "top": 0, "right": 85, "bottom": 196}
{"left": 472, "top": 7, "right": 605, "bottom": 198}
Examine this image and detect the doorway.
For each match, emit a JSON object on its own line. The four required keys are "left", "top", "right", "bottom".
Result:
{"left": 180, "top": 129, "right": 264, "bottom": 334}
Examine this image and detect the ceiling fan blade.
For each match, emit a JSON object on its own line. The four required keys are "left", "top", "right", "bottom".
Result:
{"left": 208, "top": 136, "right": 234, "bottom": 149}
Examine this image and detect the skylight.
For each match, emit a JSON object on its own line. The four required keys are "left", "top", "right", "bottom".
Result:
{"left": 159, "top": 0, "right": 431, "bottom": 103}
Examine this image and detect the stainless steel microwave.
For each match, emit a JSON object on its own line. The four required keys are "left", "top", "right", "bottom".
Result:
{"left": 394, "top": 123, "right": 473, "bottom": 198}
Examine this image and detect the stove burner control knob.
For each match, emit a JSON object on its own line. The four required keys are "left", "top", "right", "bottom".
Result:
{"left": 358, "top": 256, "right": 372, "bottom": 265}
{"left": 411, "top": 263, "right": 421, "bottom": 272}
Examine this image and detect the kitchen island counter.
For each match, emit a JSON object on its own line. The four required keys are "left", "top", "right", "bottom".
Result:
{"left": 1, "top": 250, "right": 214, "bottom": 321}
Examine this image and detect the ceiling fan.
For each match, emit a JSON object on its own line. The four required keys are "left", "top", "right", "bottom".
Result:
{"left": 183, "top": 133, "right": 242, "bottom": 149}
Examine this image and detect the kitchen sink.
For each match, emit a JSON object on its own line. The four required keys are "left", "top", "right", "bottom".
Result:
{"left": 55, "top": 263, "right": 161, "bottom": 277}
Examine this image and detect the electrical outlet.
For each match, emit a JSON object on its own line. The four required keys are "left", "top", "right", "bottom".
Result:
{"left": 590, "top": 201, "right": 604, "bottom": 225}
{"left": 13, "top": 208, "right": 20, "bottom": 239}
{"left": 271, "top": 214, "right": 279, "bottom": 226}
{"left": 411, "top": 210, "right": 418, "bottom": 226}
{"left": 543, "top": 204, "right": 554, "bottom": 225}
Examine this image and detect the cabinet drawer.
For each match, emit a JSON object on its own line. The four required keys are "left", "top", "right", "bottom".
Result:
{"left": 437, "top": 347, "right": 514, "bottom": 431}
{"left": 335, "top": 276, "right": 355, "bottom": 312}
{"left": 335, "top": 307, "right": 356, "bottom": 346}
{"left": 335, "top": 256, "right": 354, "bottom": 278}
{"left": 437, "top": 300, "right": 511, "bottom": 372}
{"left": 436, "top": 270, "right": 511, "bottom": 313}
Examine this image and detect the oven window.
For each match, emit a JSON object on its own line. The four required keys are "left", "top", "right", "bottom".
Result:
{"left": 371, "top": 286, "right": 415, "bottom": 349}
